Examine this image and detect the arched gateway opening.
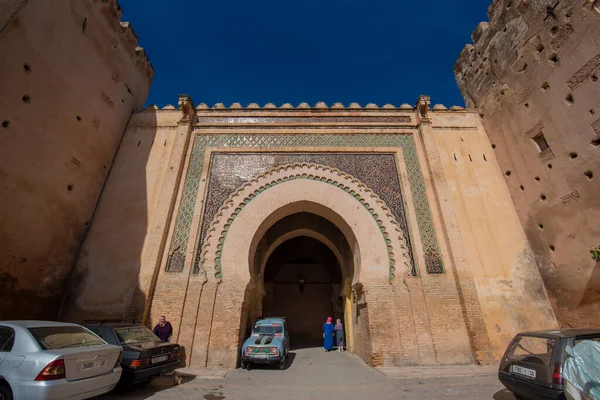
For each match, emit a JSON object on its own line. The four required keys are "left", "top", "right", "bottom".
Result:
{"left": 250, "top": 212, "right": 352, "bottom": 348}
{"left": 196, "top": 163, "right": 417, "bottom": 369}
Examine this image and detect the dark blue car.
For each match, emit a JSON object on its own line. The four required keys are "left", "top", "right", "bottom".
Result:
{"left": 240, "top": 318, "right": 290, "bottom": 370}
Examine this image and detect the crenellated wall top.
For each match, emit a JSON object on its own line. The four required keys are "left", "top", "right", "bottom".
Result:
{"left": 95, "top": 0, "right": 154, "bottom": 82}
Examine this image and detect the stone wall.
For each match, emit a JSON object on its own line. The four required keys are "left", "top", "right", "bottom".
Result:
{"left": 0, "top": 0, "right": 152, "bottom": 319}
{"left": 455, "top": 0, "right": 600, "bottom": 328}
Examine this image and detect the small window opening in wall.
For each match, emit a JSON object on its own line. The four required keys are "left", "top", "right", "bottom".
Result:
{"left": 591, "top": 110, "right": 596, "bottom": 115}
{"left": 520, "top": 63, "right": 528, "bottom": 73}
{"left": 547, "top": 163, "right": 553, "bottom": 169}
{"left": 164, "top": 140, "right": 167, "bottom": 146}
{"left": 538, "top": 224, "right": 544, "bottom": 229}
{"left": 541, "top": 82, "right": 550, "bottom": 91}
{"left": 550, "top": 26, "right": 559, "bottom": 35}
{"left": 137, "top": 141, "right": 141, "bottom": 147}
{"left": 540, "top": 194, "right": 547, "bottom": 201}
{"left": 1, "top": 120, "right": 8, "bottom": 128}
{"left": 67, "top": 184, "right": 73, "bottom": 192}
{"left": 520, "top": 185, "right": 525, "bottom": 191}
{"left": 584, "top": 170, "right": 594, "bottom": 179}
{"left": 535, "top": 176, "right": 541, "bottom": 182}
{"left": 536, "top": 44, "right": 545, "bottom": 54}
{"left": 525, "top": 103, "right": 530, "bottom": 108}
{"left": 454, "top": 153, "right": 457, "bottom": 161}
{"left": 82, "top": 17, "right": 87, "bottom": 33}
{"left": 76, "top": 116, "right": 81, "bottom": 122}
{"left": 23, "top": 63, "right": 31, "bottom": 72}
{"left": 491, "top": 143, "right": 496, "bottom": 149}
{"left": 483, "top": 154, "right": 487, "bottom": 162}
{"left": 121, "top": 99, "right": 124, "bottom": 104}
{"left": 569, "top": 152, "right": 578, "bottom": 159}
{"left": 565, "top": 94, "right": 574, "bottom": 105}
{"left": 592, "top": 74, "right": 598, "bottom": 82}
{"left": 503, "top": 27, "right": 507, "bottom": 33}
{"left": 549, "top": 245, "right": 555, "bottom": 252}
{"left": 469, "top": 154, "right": 473, "bottom": 162}
{"left": 532, "top": 132, "right": 550, "bottom": 152}
{"left": 550, "top": 54, "right": 559, "bottom": 64}
{"left": 592, "top": 138, "right": 600, "bottom": 147}
{"left": 505, "top": 170, "right": 512, "bottom": 176}
{"left": 22, "top": 95, "right": 30, "bottom": 104}
{"left": 506, "top": 0, "right": 512, "bottom": 8}
{"left": 566, "top": 10, "right": 572, "bottom": 19}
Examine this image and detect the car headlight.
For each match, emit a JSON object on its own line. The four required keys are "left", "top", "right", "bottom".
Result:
{"left": 270, "top": 347, "right": 278, "bottom": 355}
{"left": 245, "top": 346, "right": 254, "bottom": 354}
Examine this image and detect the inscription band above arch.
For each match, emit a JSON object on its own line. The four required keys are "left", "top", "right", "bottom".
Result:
{"left": 199, "top": 163, "right": 413, "bottom": 280}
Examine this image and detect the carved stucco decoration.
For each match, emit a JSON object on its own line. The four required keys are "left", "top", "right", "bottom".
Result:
{"left": 199, "top": 163, "right": 413, "bottom": 281}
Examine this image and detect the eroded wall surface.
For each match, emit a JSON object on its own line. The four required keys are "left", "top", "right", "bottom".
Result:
{"left": 0, "top": 0, "right": 152, "bottom": 319}
{"left": 455, "top": 0, "right": 600, "bottom": 327}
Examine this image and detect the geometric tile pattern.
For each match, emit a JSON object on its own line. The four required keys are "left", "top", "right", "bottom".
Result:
{"left": 165, "top": 133, "right": 444, "bottom": 275}
{"left": 197, "top": 153, "right": 415, "bottom": 276}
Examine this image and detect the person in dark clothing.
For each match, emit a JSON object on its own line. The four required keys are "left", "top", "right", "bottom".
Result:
{"left": 152, "top": 315, "right": 173, "bottom": 342}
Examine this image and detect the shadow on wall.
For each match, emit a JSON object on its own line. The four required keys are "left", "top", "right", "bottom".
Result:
{"left": 59, "top": 110, "right": 159, "bottom": 324}
{"left": 579, "top": 262, "right": 600, "bottom": 308}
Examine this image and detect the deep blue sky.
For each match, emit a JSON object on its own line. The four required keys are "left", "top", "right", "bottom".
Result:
{"left": 120, "top": 1, "right": 489, "bottom": 108}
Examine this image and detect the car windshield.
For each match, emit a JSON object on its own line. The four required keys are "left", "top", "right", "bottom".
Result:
{"left": 115, "top": 326, "right": 158, "bottom": 345}
{"left": 253, "top": 324, "right": 283, "bottom": 335}
{"left": 29, "top": 326, "right": 105, "bottom": 350}
{"left": 507, "top": 335, "right": 555, "bottom": 366}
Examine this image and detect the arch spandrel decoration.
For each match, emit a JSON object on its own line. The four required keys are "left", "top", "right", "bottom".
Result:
{"left": 165, "top": 133, "right": 445, "bottom": 275}
{"left": 199, "top": 163, "right": 412, "bottom": 281}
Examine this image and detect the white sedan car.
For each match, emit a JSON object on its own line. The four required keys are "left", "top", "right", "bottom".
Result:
{"left": 0, "top": 321, "right": 122, "bottom": 400}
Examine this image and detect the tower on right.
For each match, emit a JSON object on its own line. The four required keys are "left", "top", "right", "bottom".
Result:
{"left": 455, "top": 0, "right": 600, "bottom": 329}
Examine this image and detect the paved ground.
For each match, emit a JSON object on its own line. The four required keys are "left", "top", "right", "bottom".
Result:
{"left": 99, "top": 347, "right": 518, "bottom": 400}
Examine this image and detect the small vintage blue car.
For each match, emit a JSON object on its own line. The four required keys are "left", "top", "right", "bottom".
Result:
{"left": 240, "top": 317, "right": 290, "bottom": 370}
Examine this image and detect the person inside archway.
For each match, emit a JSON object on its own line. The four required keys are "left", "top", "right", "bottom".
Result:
{"left": 323, "top": 317, "right": 335, "bottom": 352}
{"left": 335, "top": 319, "right": 344, "bottom": 352}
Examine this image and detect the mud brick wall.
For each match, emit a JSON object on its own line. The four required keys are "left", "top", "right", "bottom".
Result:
{"left": 455, "top": 0, "right": 600, "bottom": 328}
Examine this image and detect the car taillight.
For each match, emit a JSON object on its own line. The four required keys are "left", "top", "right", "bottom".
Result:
{"left": 129, "top": 358, "right": 150, "bottom": 368}
{"left": 245, "top": 346, "right": 254, "bottom": 355}
{"left": 270, "top": 347, "right": 278, "bottom": 355}
{"left": 114, "top": 351, "right": 123, "bottom": 368}
{"left": 170, "top": 349, "right": 180, "bottom": 360}
{"left": 552, "top": 362, "right": 564, "bottom": 385}
{"left": 35, "top": 359, "right": 65, "bottom": 381}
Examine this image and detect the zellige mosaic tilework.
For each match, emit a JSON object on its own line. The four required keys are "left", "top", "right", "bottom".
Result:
{"left": 165, "top": 134, "right": 444, "bottom": 276}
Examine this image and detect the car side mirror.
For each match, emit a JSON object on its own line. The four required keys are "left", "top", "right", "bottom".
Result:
{"left": 565, "top": 345, "right": 573, "bottom": 357}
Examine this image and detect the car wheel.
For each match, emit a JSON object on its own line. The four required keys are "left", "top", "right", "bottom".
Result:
{"left": 246, "top": 362, "right": 252, "bottom": 371}
{"left": 279, "top": 356, "right": 286, "bottom": 370}
{"left": 240, "top": 360, "right": 246, "bottom": 369}
{"left": 0, "top": 384, "right": 13, "bottom": 400}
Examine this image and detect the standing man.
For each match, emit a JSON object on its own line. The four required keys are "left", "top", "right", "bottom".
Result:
{"left": 152, "top": 315, "right": 173, "bottom": 342}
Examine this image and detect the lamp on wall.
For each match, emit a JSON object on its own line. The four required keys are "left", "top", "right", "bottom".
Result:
{"left": 299, "top": 274, "right": 305, "bottom": 294}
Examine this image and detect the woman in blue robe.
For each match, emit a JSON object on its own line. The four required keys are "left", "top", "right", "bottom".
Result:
{"left": 322, "top": 317, "right": 335, "bottom": 351}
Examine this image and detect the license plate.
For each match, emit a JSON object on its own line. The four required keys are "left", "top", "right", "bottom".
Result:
{"left": 512, "top": 365, "right": 536, "bottom": 378}
{"left": 80, "top": 360, "right": 106, "bottom": 371}
{"left": 152, "top": 355, "right": 168, "bottom": 364}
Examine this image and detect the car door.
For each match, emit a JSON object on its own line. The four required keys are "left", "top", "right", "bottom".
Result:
{"left": 0, "top": 326, "right": 15, "bottom": 371}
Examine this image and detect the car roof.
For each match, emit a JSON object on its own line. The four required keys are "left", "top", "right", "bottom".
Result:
{"left": 0, "top": 320, "right": 82, "bottom": 329}
{"left": 255, "top": 317, "right": 285, "bottom": 325}
{"left": 518, "top": 328, "right": 600, "bottom": 338}
{"left": 85, "top": 322, "right": 144, "bottom": 328}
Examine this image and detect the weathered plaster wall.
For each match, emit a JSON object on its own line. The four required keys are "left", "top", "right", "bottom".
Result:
{"left": 0, "top": 0, "right": 152, "bottom": 319}
{"left": 424, "top": 109, "right": 557, "bottom": 358}
{"left": 455, "top": 0, "right": 600, "bottom": 328}
{"left": 61, "top": 109, "right": 183, "bottom": 322}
